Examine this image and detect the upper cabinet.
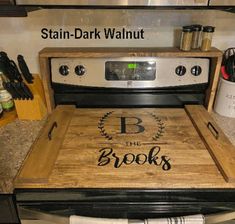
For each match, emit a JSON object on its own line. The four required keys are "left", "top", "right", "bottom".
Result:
{"left": 0, "top": 0, "right": 27, "bottom": 17}
{"left": 0, "top": 0, "right": 14, "bottom": 4}
{"left": 1, "top": 0, "right": 235, "bottom": 17}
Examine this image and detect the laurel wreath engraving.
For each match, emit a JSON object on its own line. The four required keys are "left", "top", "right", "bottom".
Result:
{"left": 98, "top": 111, "right": 114, "bottom": 140}
{"left": 98, "top": 111, "right": 165, "bottom": 141}
{"left": 149, "top": 113, "right": 165, "bottom": 141}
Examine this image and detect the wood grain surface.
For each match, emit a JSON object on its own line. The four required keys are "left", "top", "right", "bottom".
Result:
{"left": 186, "top": 105, "right": 235, "bottom": 183}
{"left": 39, "top": 47, "right": 222, "bottom": 58}
{"left": 15, "top": 105, "right": 75, "bottom": 183}
{"left": 205, "top": 56, "right": 223, "bottom": 112}
{"left": 39, "top": 57, "right": 55, "bottom": 113}
{"left": 0, "top": 110, "right": 17, "bottom": 127}
{"left": 14, "top": 106, "right": 235, "bottom": 189}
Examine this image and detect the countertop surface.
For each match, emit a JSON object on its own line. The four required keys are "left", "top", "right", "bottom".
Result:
{"left": 0, "top": 111, "right": 235, "bottom": 194}
{"left": 0, "top": 118, "right": 45, "bottom": 194}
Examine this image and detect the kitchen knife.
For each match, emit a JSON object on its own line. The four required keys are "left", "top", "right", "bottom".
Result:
{"left": 9, "top": 60, "right": 23, "bottom": 82}
{"left": 19, "top": 81, "right": 34, "bottom": 100}
{"left": 0, "top": 52, "right": 23, "bottom": 82}
{"left": 17, "top": 55, "right": 34, "bottom": 84}
{"left": 11, "top": 82, "right": 25, "bottom": 100}
{"left": 0, "top": 52, "right": 8, "bottom": 76}
{"left": 13, "top": 82, "right": 28, "bottom": 100}
{"left": 0, "top": 60, "right": 15, "bottom": 82}
{"left": 0, "top": 52, "right": 10, "bottom": 65}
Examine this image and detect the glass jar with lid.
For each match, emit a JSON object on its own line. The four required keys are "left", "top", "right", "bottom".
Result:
{"left": 180, "top": 26, "right": 193, "bottom": 51}
{"left": 0, "top": 73, "right": 4, "bottom": 90}
{"left": 201, "top": 26, "right": 215, "bottom": 51}
{"left": 191, "top": 24, "right": 202, "bottom": 49}
{"left": 0, "top": 89, "right": 14, "bottom": 112}
{"left": 0, "top": 103, "right": 3, "bottom": 118}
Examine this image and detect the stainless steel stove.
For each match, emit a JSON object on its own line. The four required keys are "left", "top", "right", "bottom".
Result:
{"left": 51, "top": 56, "right": 209, "bottom": 107}
{"left": 14, "top": 47, "right": 235, "bottom": 224}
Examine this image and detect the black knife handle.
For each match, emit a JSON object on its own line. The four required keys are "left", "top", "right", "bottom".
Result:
{"left": 17, "top": 55, "right": 33, "bottom": 84}
{"left": 20, "top": 82, "right": 34, "bottom": 100}
{"left": 9, "top": 60, "right": 23, "bottom": 82}
{"left": 48, "top": 122, "right": 58, "bottom": 140}
{"left": 0, "top": 52, "right": 22, "bottom": 82}
{"left": 12, "top": 82, "right": 26, "bottom": 100}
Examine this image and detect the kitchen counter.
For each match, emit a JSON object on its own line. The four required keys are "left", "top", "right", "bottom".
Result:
{"left": 212, "top": 112, "right": 235, "bottom": 146}
{"left": 0, "top": 118, "right": 45, "bottom": 193}
{"left": 0, "top": 111, "right": 235, "bottom": 194}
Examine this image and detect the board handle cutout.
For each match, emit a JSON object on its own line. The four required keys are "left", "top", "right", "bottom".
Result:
{"left": 207, "top": 122, "right": 219, "bottom": 139}
{"left": 48, "top": 122, "right": 58, "bottom": 140}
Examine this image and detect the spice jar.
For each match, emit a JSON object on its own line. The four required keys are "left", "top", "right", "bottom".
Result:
{"left": 191, "top": 24, "right": 202, "bottom": 49}
{"left": 0, "top": 103, "right": 3, "bottom": 118}
{"left": 0, "top": 89, "right": 14, "bottom": 112}
{"left": 201, "top": 26, "right": 215, "bottom": 51}
{"left": 0, "top": 74, "right": 3, "bottom": 90}
{"left": 180, "top": 26, "right": 193, "bottom": 51}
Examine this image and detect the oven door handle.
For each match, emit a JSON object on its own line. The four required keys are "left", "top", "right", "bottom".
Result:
{"left": 18, "top": 207, "right": 235, "bottom": 224}
{"left": 18, "top": 207, "right": 142, "bottom": 224}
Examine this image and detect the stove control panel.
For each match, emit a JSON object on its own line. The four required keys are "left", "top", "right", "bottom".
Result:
{"left": 51, "top": 57, "right": 209, "bottom": 88}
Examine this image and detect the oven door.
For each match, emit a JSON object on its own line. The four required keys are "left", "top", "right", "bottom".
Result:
{"left": 17, "top": 208, "right": 235, "bottom": 224}
{"left": 16, "top": 189, "right": 235, "bottom": 223}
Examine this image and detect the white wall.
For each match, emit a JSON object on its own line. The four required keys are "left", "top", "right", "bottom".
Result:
{"left": 0, "top": 9, "right": 235, "bottom": 73}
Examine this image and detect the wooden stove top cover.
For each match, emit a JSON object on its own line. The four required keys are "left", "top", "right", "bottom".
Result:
{"left": 14, "top": 106, "right": 235, "bottom": 189}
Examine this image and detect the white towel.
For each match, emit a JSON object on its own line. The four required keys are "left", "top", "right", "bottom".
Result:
{"left": 147, "top": 214, "right": 205, "bottom": 224}
{"left": 70, "top": 214, "right": 204, "bottom": 224}
{"left": 70, "top": 215, "right": 128, "bottom": 224}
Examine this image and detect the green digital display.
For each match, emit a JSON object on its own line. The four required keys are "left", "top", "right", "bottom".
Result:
{"left": 128, "top": 63, "right": 137, "bottom": 69}
{"left": 105, "top": 61, "right": 156, "bottom": 81}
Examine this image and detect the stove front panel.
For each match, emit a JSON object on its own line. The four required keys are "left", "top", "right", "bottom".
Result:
{"left": 51, "top": 57, "right": 209, "bottom": 88}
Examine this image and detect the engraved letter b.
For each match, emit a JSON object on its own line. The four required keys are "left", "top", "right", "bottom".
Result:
{"left": 119, "top": 117, "right": 145, "bottom": 134}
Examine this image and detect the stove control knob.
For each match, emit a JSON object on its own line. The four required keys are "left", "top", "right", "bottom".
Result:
{"left": 75, "top": 65, "right": 85, "bottom": 76}
{"left": 59, "top": 65, "right": 69, "bottom": 76}
{"left": 191, "top": 65, "right": 202, "bottom": 76}
{"left": 175, "top": 66, "right": 186, "bottom": 76}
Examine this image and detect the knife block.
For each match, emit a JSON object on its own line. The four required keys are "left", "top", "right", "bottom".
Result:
{"left": 14, "top": 75, "right": 48, "bottom": 120}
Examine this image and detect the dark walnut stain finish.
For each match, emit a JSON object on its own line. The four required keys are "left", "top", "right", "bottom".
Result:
{"left": 14, "top": 106, "right": 235, "bottom": 189}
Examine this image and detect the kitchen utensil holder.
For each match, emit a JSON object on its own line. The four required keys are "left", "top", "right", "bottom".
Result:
{"left": 214, "top": 77, "right": 235, "bottom": 118}
{"left": 14, "top": 74, "right": 47, "bottom": 120}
